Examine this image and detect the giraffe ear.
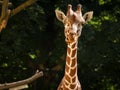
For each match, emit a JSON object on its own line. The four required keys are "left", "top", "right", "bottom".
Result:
{"left": 55, "top": 10, "right": 66, "bottom": 22}
{"left": 83, "top": 11, "right": 93, "bottom": 22}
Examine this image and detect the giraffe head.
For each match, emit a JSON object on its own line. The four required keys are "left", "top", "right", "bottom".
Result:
{"left": 55, "top": 4, "right": 93, "bottom": 44}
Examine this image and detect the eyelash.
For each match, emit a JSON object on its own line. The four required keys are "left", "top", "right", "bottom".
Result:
{"left": 78, "top": 22, "right": 84, "bottom": 27}
{"left": 81, "top": 22, "right": 85, "bottom": 25}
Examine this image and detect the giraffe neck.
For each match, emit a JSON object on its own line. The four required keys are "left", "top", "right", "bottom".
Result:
{"left": 64, "top": 41, "right": 78, "bottom": 84}
{"left": 57, "top": 41, "right": 81, "bottom": 90}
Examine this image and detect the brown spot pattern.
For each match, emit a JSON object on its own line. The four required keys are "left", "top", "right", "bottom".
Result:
{"left": 65, "top": 63, "right": 69, "bottom": 73}
{"left": 70, "top": 84, "right": 76, "bottom": 89}
{"left": 65, "top": 74, "right": 71, "bottom": 82}
{"left": 64, "top": 80, "right": 69, "bottom": 86}
{"left": 72, "top": 43, "right": 76, "bottom": 48}
{"left": 71, "top": 58, "right": 76, "bottom": 67}
{"left": 71, "top": 49, "right": 77, "bottom": 57}
{"left": 67, "top": 47, "right": 71, "bottom": 55}
{"left": 72, "top": 76, "right": 76, "bottom": 82}
{"left": 64, "top": 87, "right": 69, "bottom": 90}
{"left": 70, "top": 68, "right": 77, "bottom": 76}
{"left": 66, "top": 56, "right": 70, "bottom": 65}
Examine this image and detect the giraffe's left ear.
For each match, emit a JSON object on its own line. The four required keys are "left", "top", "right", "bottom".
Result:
{"left": 55, "top": 10, "right": 66, "bottom": 23}
{"left": 83, "top": 11, "right": 93, "bottom": 22}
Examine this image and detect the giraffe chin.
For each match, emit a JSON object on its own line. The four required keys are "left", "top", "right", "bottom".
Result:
{"left": 65, "top": 37, "right": 77, "bottom": 44}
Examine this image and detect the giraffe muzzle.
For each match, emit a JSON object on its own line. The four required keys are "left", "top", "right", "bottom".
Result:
{"left": 65, "top": 31, "right": 77, "bottom": 43}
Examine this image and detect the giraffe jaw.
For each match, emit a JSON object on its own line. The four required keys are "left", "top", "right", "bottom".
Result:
{"left": 65, "top": 35, "right": 78, "bottom": 44}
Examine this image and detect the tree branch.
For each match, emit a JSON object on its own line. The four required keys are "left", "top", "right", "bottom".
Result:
{"left": 10, "top": 0, "right": 37, "bottom": 17}
{"left": 0, "top": 0, "right": 10, "bottom": 32}
{"left": 9, "top": 84, "right": 28, "bottom": 90}
{"left": 0, "top": 70, "right": 43, "bottom": 90}
{"left": 0, "top": 1, "right": 12, "bottom": 6}
{"left": 0, "top": 0, "right": 9, "bottom": 22}
{"left": 0, "top": 0, "right": 37, "bottom": 32}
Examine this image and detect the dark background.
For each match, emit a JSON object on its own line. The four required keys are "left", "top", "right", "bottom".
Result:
{"left": 0, "top": 0, "right": 120, "bottom": 90}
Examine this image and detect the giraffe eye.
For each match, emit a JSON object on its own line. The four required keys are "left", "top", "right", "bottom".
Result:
{"left": 65, "top": 23, "right": 70, "bottom": 28}
{"left": 78, "top": 24, "right": 81, "bottom": 27}
{"left": 81, "top": 22, "right": 85, "bottom": 26}
{"left": 78, "top": 22, "right": 84, "bottom": 27}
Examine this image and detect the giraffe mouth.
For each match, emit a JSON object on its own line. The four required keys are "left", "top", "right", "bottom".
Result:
{"left": 65, "top": 32, "right": 77, "bottom": 43}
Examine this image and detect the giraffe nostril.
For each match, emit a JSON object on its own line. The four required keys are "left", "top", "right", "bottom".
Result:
{"left": 70, "top": 30, "right": 75, "bottom": 35}
{"left": 67, "top": 37, "right": 69, "bottom": 40}
{"left": 70, "top": 31, "right": 76, "bottom": 35}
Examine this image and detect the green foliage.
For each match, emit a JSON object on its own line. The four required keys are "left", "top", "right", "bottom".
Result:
{"left": 0, "top": 0, "right": 120, "bottom": 90}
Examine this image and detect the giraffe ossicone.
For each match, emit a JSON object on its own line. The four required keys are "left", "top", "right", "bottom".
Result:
{"left": 55, "top": 4, "right": 93, "bottom": 90}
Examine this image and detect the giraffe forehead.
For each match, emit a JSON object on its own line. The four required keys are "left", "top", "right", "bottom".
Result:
{"left": 65, "top": 12, "right": 84, "bottom": 24}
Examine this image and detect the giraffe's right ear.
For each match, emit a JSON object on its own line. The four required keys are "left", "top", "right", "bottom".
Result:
{"left": 55, "top": 10, "right": 66, "bottom": 22}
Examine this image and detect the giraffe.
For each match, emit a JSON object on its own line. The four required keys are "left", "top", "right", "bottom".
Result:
{"left": 55, "top": 4, "right": 93, "bottom": 90}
